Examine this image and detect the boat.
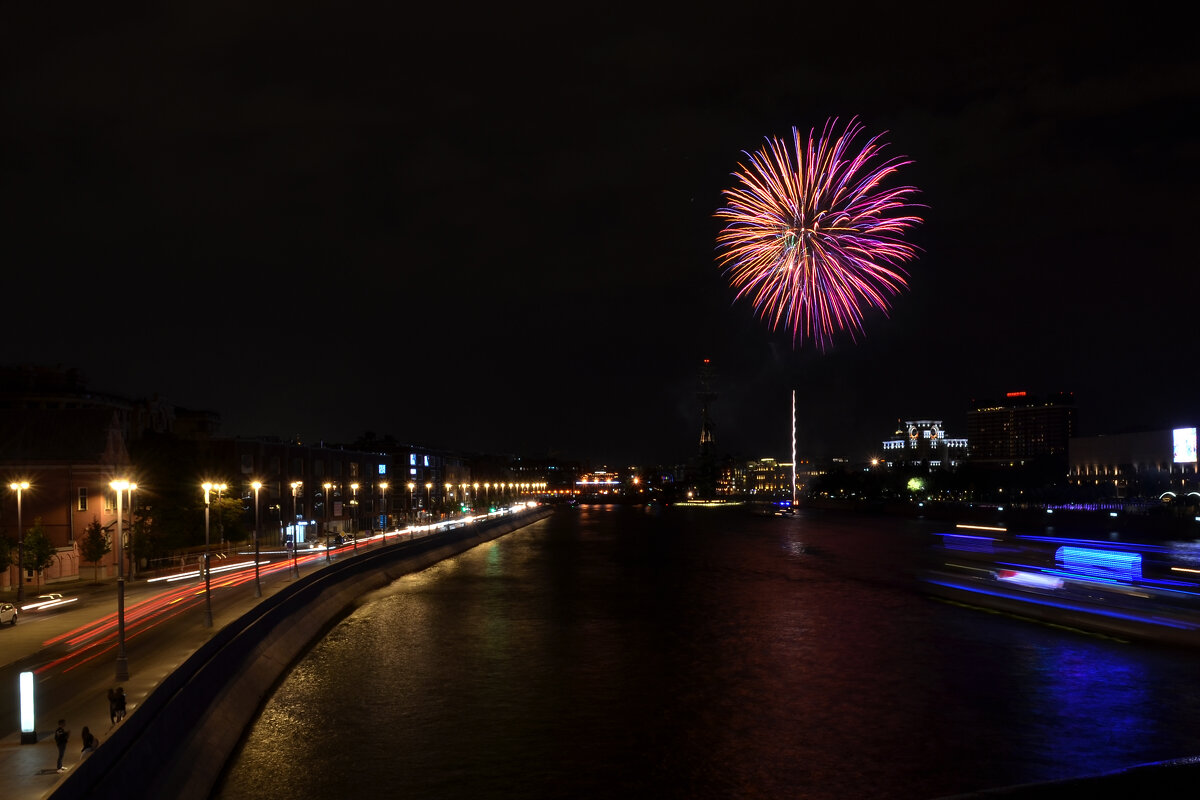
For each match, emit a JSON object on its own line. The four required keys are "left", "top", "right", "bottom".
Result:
{"left": 924, "top": 524, "right": 1200, "bottom": 648}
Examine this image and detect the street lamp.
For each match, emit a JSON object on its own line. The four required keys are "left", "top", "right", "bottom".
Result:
{"left": 201, "top": 482, "right": 215, "bottom": 628}
{"left": 407, "top": 482, "right": 415, "bottom": 525}
{"left": 425, "top": 482, "right": 432, "bottom": 521}
{"left": 289, "top": 481, "right": 301, "bottom": 578}
{"left": 350, "top": 483, "right": 359, "bottom": 550}
{"left": 8, "top": 481, "right": 30, "bottom": 604}
{"left": 110, "top": 479, "right": 131, "bottom": 679}
{"left": 322, "top": 482, "right": 333, "bottom": 562}
{"left": 251, "top": 481, "right": 263, "bottom": 598}
{"left": 379, "top": 482, "right": 389, "bottom": 543}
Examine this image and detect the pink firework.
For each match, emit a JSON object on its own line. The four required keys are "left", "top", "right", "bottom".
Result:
{"left": 715, "top": 117, "right": 922, "bottom": 350}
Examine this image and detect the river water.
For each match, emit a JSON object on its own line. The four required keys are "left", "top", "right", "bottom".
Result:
{"left": 213, "top": 505, "right": 1200, "bottom": 799}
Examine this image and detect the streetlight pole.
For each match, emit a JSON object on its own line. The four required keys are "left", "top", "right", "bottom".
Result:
{"left": 379, "top": 482, "right": 389, "bottom": 543}
{"left": 9, "top": 482, "right": 29, "bottom": 604}
{"left": 350, "top": 483, "right": 359, "bottom": 550}
{"left": 290, "top": 481, "right": 301, "bottom": 578}
{"left": 251, "top": 481, "right": 263, "bottom": 598}
{"left": 201, "top": 482, "right": 214, "bottom": 628}
{"left": 111, "top": 479, "right": 131, "bottom": 679}
{"left": 323, "top": 482, "right": 333, "bottom": 563}
{"left": 407, "top": 482, "right": 415, "bottom": 526}
{"left": 425, "top": 482, "right": 432, "bottom": 523}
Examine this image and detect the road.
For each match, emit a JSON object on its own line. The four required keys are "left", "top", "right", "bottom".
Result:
{"left": 0, "top": 528, "right": 426, "bottom": 800}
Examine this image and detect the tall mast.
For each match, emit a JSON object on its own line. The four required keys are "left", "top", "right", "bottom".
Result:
{"left": 791, "top": 389, "right": 797, "bottom": 510}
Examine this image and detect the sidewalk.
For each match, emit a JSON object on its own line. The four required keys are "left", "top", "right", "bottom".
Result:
{"left": 0, "top": 560, "right": 314, "bottom": 800}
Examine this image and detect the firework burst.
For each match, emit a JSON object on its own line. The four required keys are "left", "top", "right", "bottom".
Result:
{"left": 715, "top": 117, "right": 922, "bottom": 350}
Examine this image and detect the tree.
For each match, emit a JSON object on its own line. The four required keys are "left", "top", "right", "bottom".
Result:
{"left": 0, "top": 533, "right": 12, "bottom": 574}
{"left": 23, "top": 517, "right": 58, "bottom": 590}
{"left": 80, "top": 516, "right": 112, "bottom": 583}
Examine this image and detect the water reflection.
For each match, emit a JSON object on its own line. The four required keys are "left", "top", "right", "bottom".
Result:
{"left": 215, "top": 508, "right": 1200, "bottom": 800}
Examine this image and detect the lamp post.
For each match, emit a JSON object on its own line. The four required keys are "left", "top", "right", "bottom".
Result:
{"left": 251, "top": 481, "right": 263, "bottom": 598}
{"left": 379, "top": 482, "right": 389, "bottom": 543}
{"left": 323, "top": 482, "right": 333, "bottom": 562}
{"left": 350, "top": 483, "right": 359, "bottom": 550}
{"left": 425, "top": 482, "right": 432, "bottom": 523}
{"left": 111, "top": 479, "right": 131, "bottom": 678}
{"left": 445, "top": 483, "right": 452, "bottom": 518}
{"left": 407, "top": 482, "right": 415, "bottom": 525}
{"left": 290, "top": 481, "right": 301, "bottom": 578}
{"left": 9, "top": 481, "right": 29, "bottom": 603}
{"left": 201, "top": 482, "right": 214, "bottom": 628}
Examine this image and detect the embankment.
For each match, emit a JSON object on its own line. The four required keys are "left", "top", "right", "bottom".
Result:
{"left": 52, "top": 507, "right": 554, "bottom": 800}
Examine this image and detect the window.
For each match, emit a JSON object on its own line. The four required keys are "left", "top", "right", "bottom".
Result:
{"left": 105, "top": 491, "right": 116, "bottom": 512}
{"left": 78, "top": 487, "right": 88, "bottom": 511}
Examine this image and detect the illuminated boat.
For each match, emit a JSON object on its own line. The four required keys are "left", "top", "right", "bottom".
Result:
{"left": 925, "top": 526, "right": 1200, "bottom": 648}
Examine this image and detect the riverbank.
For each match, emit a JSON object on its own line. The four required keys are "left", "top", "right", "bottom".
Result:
{"left": 46, "top": 506, "right": 553, "bottom": 800}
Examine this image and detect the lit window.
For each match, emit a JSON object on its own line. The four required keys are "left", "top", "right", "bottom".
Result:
{"left": 78, "top": 487, "right": 88, "bottom": 511}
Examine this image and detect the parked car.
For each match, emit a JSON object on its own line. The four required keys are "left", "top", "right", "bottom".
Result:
{"left": 0, "top": 602, "right": 17, "bottom": 625}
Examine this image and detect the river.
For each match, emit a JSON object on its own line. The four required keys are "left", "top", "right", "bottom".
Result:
{"left": 212, "top": 504, "right": 1200, "bottom": 799}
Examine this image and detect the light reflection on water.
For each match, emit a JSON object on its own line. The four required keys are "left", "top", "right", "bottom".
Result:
{"left": 213, "top": 507, "right": 1200, "bottom": 800}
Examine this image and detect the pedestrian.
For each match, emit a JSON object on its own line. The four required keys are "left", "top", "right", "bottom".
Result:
{"left": 107, "top": 687, "right": 117, "bottom": 726}
{"left": 113, "top": 687, "right": 127, "bottom": 723}
{"left": 80, "top": 726, "right": 98, "bottom": 754}
{"left": 54, "top": 719, "right": 70, "bottom": 772}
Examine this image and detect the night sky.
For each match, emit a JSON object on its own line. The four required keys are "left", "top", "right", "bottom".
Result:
{"left": 3, "top": 4, "right": 1197, "bottom": 465}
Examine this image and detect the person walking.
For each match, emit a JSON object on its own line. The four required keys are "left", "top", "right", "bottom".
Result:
{"left": 80, "top": 726, "right": 98, "bottom": 755}
{"left": 113, "top": 687, "right": 127, "bottom": 723}
{"left": 107, "top": 687, "right": 117, "bottom": 727}
{"left": 54, "top": 719, "right": 70, "bottom": 772}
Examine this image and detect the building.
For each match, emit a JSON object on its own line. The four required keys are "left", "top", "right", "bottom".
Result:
{"left": 880, "top": 420, "right": 968, "bottom": 470}
{"left": 1069, "top": 426, "right": 1198, "bottom": 499}
{"left": 967, "top": 391, "right": 1076, "bottom": 466}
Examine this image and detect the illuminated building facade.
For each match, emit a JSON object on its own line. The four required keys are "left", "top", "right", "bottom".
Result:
{"left": 881, "top": 420, "right": 968, "bottom": 470}
{"left": 1069, "top": 426, "right": 1198, "bottom": 498}
{"left": 967, "top": 391, "right": 1076, "bottom": 466}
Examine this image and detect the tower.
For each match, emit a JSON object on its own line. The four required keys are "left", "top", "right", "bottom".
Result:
{"left": 698, "top": 358, "right": 717, "bottom": 456}
{"left": 695, "top": 359, "right": 718, "bottom": 498}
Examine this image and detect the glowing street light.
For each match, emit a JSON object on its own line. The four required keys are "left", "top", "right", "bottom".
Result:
{"left": 322, "top": 482, "right": 333, "bottom": 562}
{"left": 8, "top": 481, "right": 30, "bottom": 603}
{"left": 425, "top": 482, "right": 432, "bottom": 519}
{"left": 289, "top": 481, "right": 302, "bottom": 578}
{"left": 350, "top": 483, "right": 359, "bottom": 549}
{"left": 379, "top": 482, "right": 389, "bottom": 543}
{"left": 201, "top": 482, "right": 217, "bottom": 627}
{"left": 251, "top": 481, "right": 263, "bottom": 598}
{"left": 111, "top": 479, "right": 131, "bottom": 678}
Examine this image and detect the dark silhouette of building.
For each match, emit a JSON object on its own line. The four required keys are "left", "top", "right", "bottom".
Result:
{"left": 967, "top": 391, "right": 1077, "bottom": 466}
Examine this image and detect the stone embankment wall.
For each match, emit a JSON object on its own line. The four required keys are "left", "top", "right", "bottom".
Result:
{"left": 52, "top": 507, "right": 554, "bottom": 800}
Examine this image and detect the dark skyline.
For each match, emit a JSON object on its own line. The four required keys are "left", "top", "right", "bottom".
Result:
{"left": 3, "top": 4, "right": 1197, "bottom": 465}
